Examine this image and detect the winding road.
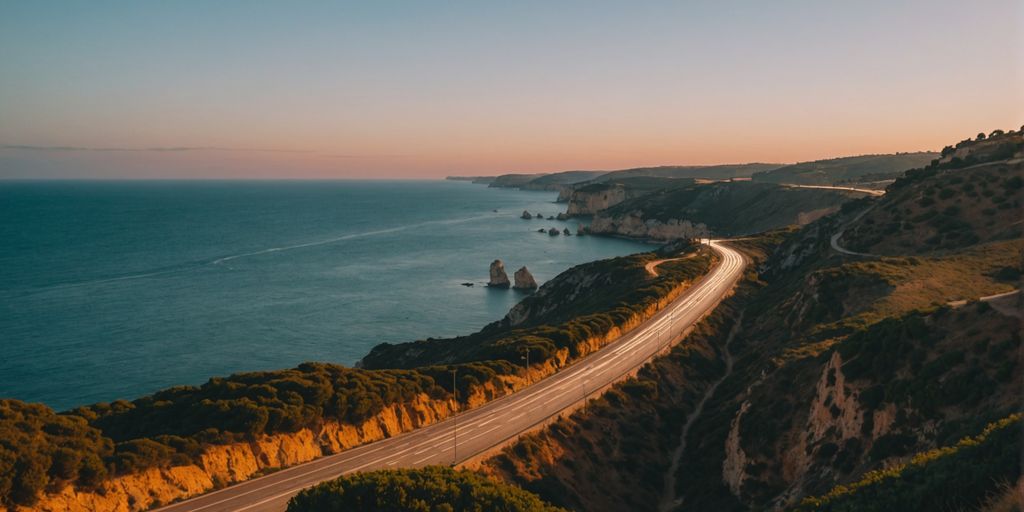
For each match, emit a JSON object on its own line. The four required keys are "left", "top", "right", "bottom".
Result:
{"left": 157, "top": 240, "right": 747, "bottom": 512}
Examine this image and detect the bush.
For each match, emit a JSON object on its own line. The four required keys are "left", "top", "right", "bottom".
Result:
{"left": 286, "top": 466, "right": 567, "bottom": 512}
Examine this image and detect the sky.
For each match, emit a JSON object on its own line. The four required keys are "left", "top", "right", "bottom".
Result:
{"left": 0, "top": 0, "right": 1021, "bottom": 179}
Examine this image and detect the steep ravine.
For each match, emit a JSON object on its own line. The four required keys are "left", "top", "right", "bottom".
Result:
{"left": 658, "top": 313, "right": 742, "bottom": 511}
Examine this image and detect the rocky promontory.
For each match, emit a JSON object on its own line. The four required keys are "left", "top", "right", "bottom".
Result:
{"left": 513, "top": 267, "right": 538, "bottom": 290}
{"left": 488, "top": 260, "right": 511, "bottom": 288}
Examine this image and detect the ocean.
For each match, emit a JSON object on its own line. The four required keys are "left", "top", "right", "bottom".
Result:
{"left": 0, "top": 180, "right": 649, "bottom": 411}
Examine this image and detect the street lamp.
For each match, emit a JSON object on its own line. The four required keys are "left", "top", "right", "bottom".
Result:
{"left": 450, "top": 368, "right": 458, "bottom": 465}
{"left": 581, "top": 377, "right": 588, "bottom": 414}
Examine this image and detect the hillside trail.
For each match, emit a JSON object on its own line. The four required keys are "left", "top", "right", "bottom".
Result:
{"left": 658, "top": 312, "right": 744, "bottom": 512}
{"left": 782, "top": 183, "right": 885, "bottom": 196}
{"left": 830, "top": 202, "right": 881, "bottom": 257}
{"left": 646, "top": 253, "right": 697, "bottom": 277}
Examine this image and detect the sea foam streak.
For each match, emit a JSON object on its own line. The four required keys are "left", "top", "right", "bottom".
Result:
{"left": 15, "top": 213, "right": 495, "bottom": 295}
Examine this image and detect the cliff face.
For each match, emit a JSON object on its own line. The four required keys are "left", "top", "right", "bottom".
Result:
{"left": 565, "top": 184, "right": 633, "bottom": 215}
{"left": 586, "top": 182, "right": 858, "bottom": 240}
{"left": 589, "top": 212, "right": 709, "bottom": 241}
{"left": 25, "top": 394, "right": 457, "bottom": 512}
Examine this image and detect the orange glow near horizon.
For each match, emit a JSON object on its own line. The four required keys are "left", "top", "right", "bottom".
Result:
{"left": 1, "top": 1, "right": 1021, "bottom": 179}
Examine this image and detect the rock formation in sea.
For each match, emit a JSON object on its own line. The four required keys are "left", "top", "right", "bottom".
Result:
{"left": 535, "top": 212, "right": 544, "bottom": 219}
{"left": 548, "top": 228, "right": 560, "bottom": 236}
{"left": 488, "top": 260, "right": 510, "bottom": 288}
{"left": 537, "top": 228, "right": 546, "bottom": 233}
{"left": 563, "top": 228, "right": 572, "bottom": 236}
{"left": 577, "top": 224, "right": 586, "bottom": 235}
{"left": 521, "top": 210, "right": 532, "bottom": 219}
{"left": 556, "top": 212, "right": 569, "bottom": 221}
{"left": 547, "top": 216, "right": 555, "bottom": 220}
{"left": 513, "top": 267, "right": 538, "bottom": 290}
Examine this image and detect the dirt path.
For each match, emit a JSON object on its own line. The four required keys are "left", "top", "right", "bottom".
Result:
{"left": 658, "top": 313, "right": 744, "bottom": 512}
{"left": 646, "top": 254, "right": 695, "bottom": 277}
{"left": 783, "top": 183, "right": 885, "bottom": 196}
{"left": 830, "top": 203, "right": 880, "bottom": 257}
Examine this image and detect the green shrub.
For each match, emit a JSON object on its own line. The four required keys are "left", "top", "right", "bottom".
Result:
{"left": 287, "top": 467, "right": 567, "bottom": 512}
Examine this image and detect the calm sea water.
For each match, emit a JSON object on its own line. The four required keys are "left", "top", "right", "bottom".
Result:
{"left": 0, "top": 180, "right": 648, "bottom": 411}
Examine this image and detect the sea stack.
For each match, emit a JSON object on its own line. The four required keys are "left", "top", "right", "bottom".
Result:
{"left": 563, "top": 228, "right": 572, "bottom": 236}
{"left": 488, "top": 259, "right": 510, "bottom": 288}
{"left": 535, "top": 212, "right": 544, "bottom": 219}
{"left": 513, "top": 267, "right": 538, "bottom": 290}
{"left": 521, "top": 210, "right": 532, "bottom": 219}
{"left": 548, "top": 227, "right": 560, "bottom": 236}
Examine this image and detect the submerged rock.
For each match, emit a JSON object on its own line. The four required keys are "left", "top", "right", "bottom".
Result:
{"left": 556, "top": 212, "right": 569, "bottom": 221}
{"left": 513, "top": 267, "right": 538, "bottom": 289}
{"left": 535, "top": 213, "right": 544, "bottom": 219}
{"left": 521, "top": 210, "right": 532, "bottom": 219}
{"left": 488, "top": 260, "right": 510, "bottom": 288}
{"left": 537, "top": 228, "right": 547, "bottom": 233}
{"left": 461, "top": 282, "right": 474, "bottom": 287}
{"left": 548, "top": 228, "right": 560, "bottom": 236}
{"left": 547, "top": 216, "right": 555, "bottom": 220}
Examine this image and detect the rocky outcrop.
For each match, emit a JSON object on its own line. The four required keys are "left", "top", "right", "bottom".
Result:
{"left": 535, "top": 213, "right": 544, "bottom": 219}
{"left": 513, "top": 267, "right": 538, "bottom": 290}
{"left": 488, "top": 260, "right": 510, "bottom": 288}
{"left": 521, "top": 210, "right": 533, "bottom": 219}
{"left": 565, "top": 184, "right": 632, "bottom": 216}
{"left": 26, "top": 394, "right": 457, "bottom": 512}
{"left": 589, "top": 211, "right": 709, "bottom": 241}
{"left": 556, "top": 212, "right": 569, "bottom": 221}
{"left": 547, "top": 228, "right": 560, "bottom": 236}
{"left": 562, "top": 228, "right": 571, "bottom": 236}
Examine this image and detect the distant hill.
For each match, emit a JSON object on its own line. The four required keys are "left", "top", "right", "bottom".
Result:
{"left": 751, "top": 152, "right": 938, "bottom": 186}
{"left": 588, "top": 181, "right": 863, "bottom": 238}
{"left": 487, "top": 173, "right": 546, "bottom": 188}
{"left": 518, "top": 170, "right": 608, "bottom": 191}
{"left": 591, "top": 163, "right": 782, "bottom": 182}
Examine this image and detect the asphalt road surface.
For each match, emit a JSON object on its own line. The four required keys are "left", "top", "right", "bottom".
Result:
{"left": 157, "top": 239, "right": 746, "bottom": 512}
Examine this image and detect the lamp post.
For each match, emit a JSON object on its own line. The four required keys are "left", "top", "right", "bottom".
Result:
{"left": 450, "top": 368, "right": 458, "bottom": 465}
{"left": 581, "top": 378, "right": 588, "bottom": 414}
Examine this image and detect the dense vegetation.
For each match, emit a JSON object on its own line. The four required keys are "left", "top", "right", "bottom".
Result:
{"left": 361, "top": 244, "right": 714, "bottom": 369}
{"left": 1, "top": 245, "right": 712, "bottom": 507}
{"left": 0, "top": 400, "right": 111, "bottom": 508}
{"left": 286, "top": 467, "right": 566, "bottom": 512}
{"left": 594, "top": 181, "right": 860, "bottom": 236}
{"left": 843, "top": 130, "right": 1023, "bottom": 255}
{"left": 797, "top": 414, "right": 1021, "bottom": 511}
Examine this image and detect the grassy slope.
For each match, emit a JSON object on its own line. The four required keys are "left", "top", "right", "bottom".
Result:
{"left": 750, "top": 152, "right": 938, "bottom": 185}
{"left": 597, "top": 181, "right": 860, "bottom": 236}
{"left": 479, "top": 132, "right": 1023, "bottom": 512}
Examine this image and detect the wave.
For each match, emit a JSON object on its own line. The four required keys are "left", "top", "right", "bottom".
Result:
{"left": 11, "top": 213, "right": 495, "bottom": 295}
{"left": 212, "top": 213, "right": 492, "bottom": 264}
